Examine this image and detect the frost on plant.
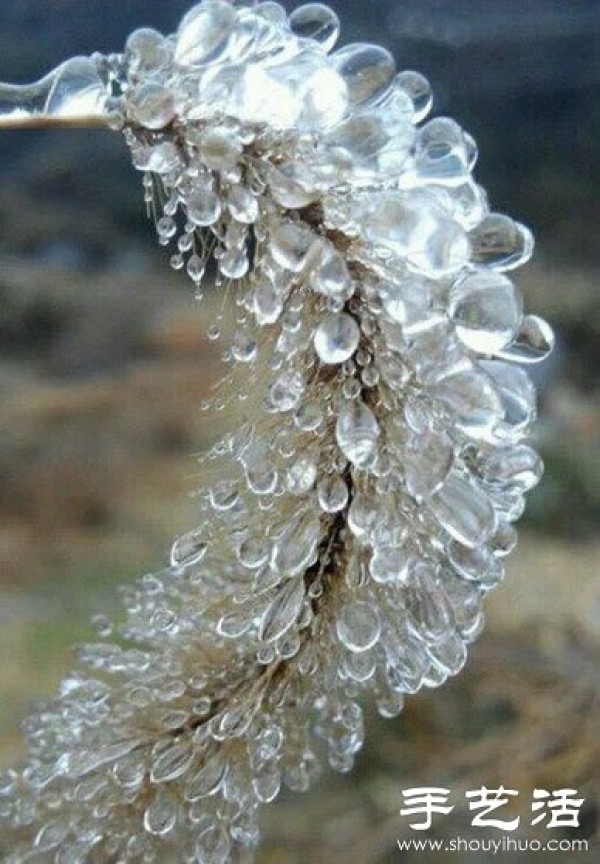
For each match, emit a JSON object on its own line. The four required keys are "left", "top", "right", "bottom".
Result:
{"left": 0, "top": 2, "right": 555, "bottom": 862}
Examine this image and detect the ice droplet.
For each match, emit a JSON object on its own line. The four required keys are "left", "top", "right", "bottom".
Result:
{"left": 317, "top": 475, "right": 349, "bottom": 513}
{"left": 175, "top": 1, "right": 236, "bottom": 67}
{"left": 337, "top": 601, "right": 381, "bottom": 652}
{"left": 314, "top": 313, "right": 360, "bottom": 364}
{"left": 289, "top": 4, "right": 341, "bottom": 53}
{"left": 429, "top": 470, "right": 497, "bottom": 548}
{"left": 336, "top": 400, "right": 380, "bottom": 469}
{"left": 448, "top": 270, "right": 523, "bottom": 354}
{"left": 331, "top": 43, "right": 396, "bottom": 108}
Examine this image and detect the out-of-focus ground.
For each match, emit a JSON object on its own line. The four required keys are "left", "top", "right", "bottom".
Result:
{"left": 0, "top": 1, "right": 599, "bottom": 862}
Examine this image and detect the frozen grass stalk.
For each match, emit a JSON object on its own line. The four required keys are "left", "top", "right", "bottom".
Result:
{"left": 0, "top": 2, "right": 554, "bottom": 861}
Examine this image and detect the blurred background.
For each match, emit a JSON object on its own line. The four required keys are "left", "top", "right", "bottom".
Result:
{"left": 0, "top": 1, "right": 598, "bottom": 861}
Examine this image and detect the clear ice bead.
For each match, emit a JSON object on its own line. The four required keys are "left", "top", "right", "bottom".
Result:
{"left": 394, "top": 70, "right": 433, "bottom": 123}
{"left": 336, "top": 601, "right": 381, "bottom": 652}
{"left": 230, "top": 64, "right": 300, "bottom": 128}
{"left": 480, "top": 360, "right": 536, "bottom": 438}
{"left": 470, "top": 214, "right": 535, "bottom": 271}
{"left": 497, "top": 315, "right": 555, "bottom": 364}
{"left": 331, "top": 42, "right": 396, "bottom": 109}
{"left": 195, "top": 825, "right": 231, "bottom": 864}
{"left": 270, "top": 512, "right": 320, "bottom": 576}
{"left": 269, "top": 162, "right": 320, "bottom": 208}
{"left": 448, "top": 270, "right": 523, "bottom": 354}
{"left": 186, "top": 186, "right": 222, "bottom": 226}
{"left": 174, "top": 1, "right": 236, "bottom": 67}
{"left": 197, "top": 127, "right": 243, "bottom": 172}
{"left": 336, "top": 400, "right": 380, "bottom": 469}
{"left": 360, "top": 190, "right": 470, "bottom": 278}
{"left": 289, "top": 4, "right": 341, "bottom": 53}
{"left": 403, "top": 433, "right": 454, "bottom": 500}
{"left": 434, "top": 367, "right": 503, "bottom": 437}
{"left": 308, "top": 241, "right": 353, "bottom": 299}
{"left": 415, "top": 118, "right": 471, "bottom": 187}
{"left": 478, "top": 444, "right": 543, "bottom": 493}
{"left": 369, "top": 545, "right": 413, "bottom": 584}
{"left": 317, "top": 476, "right": 349, "bottom": 513}
{"left": 314, "top": 313, "right": 360, "bottom": 364}
{"left": 143, "top": 788, "right": 178, "bottom": 837}
{"left": 259, "top": 577, "right": 306, "bottom": 643}
{"left": 287, "top": 456, "right": 318, "bottom": 494}
{"left": 429, "top": 469, "right": 497, "bottom": 548}
{"left": 127, "top": 82, "right": 175, "bottom": 130}
{"left": 270, "top": 222, "right": 317, "bottom": 271}
{"left": 126, "top": 28, "right": 171, "bottom": 74}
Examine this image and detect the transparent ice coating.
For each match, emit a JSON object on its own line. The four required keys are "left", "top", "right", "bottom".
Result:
{"left": 0, "top": 56, "right": 109, "bottom": 128}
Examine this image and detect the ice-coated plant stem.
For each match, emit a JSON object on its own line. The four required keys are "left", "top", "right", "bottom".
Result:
{"left": 0, "top": 3, "right": 554, "bottom": 863}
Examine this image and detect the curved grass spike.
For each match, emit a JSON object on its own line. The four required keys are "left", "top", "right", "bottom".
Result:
{"left": 0, "top": 2, "right": 554, "bottom": 862}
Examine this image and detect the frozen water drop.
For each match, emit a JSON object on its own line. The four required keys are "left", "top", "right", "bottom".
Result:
{"left": 394, "top": 70, "right": 433, "bottom": 123}
{"left": 336, "top": 400, "right": 380, "bottom": 470}
{"left": 197, "top": 127, "right": 243, "bottom": 172}
{"left": 195, "top": 825, "right": 230, "bottom": 864}
{"left": 415, "top": 117, "right": 471, "bottom": 187}
{"left": 270, "top": 222, "right": 317, "bottom": 272}
{"left": 127, "top": 82, "right": 175, "bottom": 130}
{"left": 309, "top": 241, "right": 353, "bottom": 299}
{"left": 317, "top": 475, "right": 349, "bottom": 513}
{"left": 369, "top": 545, "right": 413, "bottom": 584}
{"left": 331, "top": 42, "right": 396, "bottom": 109}
{"left": 448, "top": 270, "right": 523, "bottom": 354}
{"left": 404, "top": 433, "right": 454, "bottom": 500}
{"left": 227, "top": 185, "right": 259, "bottom": 224}
{"left": 126, "top": 28, "right": 171, "bottom": 74}
{"left": 314, "top": 313, "right": 360, "bottom": 364}
{"left": 219, "top": 248, "right": 249, "bottom": 279}
{"left": 470, "top": 214, "right": 535, "bottom": 271}
{"left": 337, "top": 601, "right": 381, "bottom": 653}
{"left": 289, "top": 4, "right": 341, "bottom": 52}
{"left": 175, "top": 1, "right": 236, "bottom": 67}
{"left": 497, "top": 315, "right": 554, "bottom": 365}
{"left": 429, "top": 469, "right": 497, "bottom": 548}
{"left": 144, "top": 788, "right": 178, "bottom": 837}
{"left": 287, "top": 456, "right": 318, "bottom": 495}
{"left": 187, "top": 187, "right": 222, "bottom": 226}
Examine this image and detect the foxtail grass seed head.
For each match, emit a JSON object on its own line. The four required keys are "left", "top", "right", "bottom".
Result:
{"left": 1, "top": 2, "right": 554, "bottom": 861}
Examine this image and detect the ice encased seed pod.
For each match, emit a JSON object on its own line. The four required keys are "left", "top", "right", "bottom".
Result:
{"left": 3, "top": 2, "right": 554, "bottom": 861}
